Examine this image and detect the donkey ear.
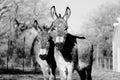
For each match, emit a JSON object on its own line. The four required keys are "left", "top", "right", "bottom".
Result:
{"left": 47, "top": 23, "right": 54, "bottom": 33}
{"left": 48, "top": 26, "right": 52, "bottom": 33}
{"left": 63, "top": 7, "right": 71, "bottom": 21}
{"left": 51, "top": 6, "right": 58, "bottom": 20}
{"left": 33, "top": 20, "right": 43, "bottom": 32}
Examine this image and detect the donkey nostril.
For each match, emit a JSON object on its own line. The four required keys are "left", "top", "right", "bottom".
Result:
{"left": 60, "top": 43, "right": 63, "bottom": 46}
{"left": 55, "top": 43, "right": 59, "bottom": 47}
{"left": 55, "top": 43, "right": 63, "bottom": 50}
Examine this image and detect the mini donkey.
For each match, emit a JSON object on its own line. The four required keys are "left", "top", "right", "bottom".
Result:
{"left": 31, "top": 20, "right": 56, "bottom": 80}
{"left": 50, "top": 6, "right": 94, "bottom": 80}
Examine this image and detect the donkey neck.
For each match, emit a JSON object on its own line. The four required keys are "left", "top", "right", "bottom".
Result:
{"left": 58, "top": 33, "right": 77, "bottom": 62}
{"left": 58, "top": 33, "right": 86, "bottom": 62}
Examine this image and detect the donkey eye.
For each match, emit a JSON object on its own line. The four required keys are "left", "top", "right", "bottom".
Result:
{"left": 65, "top": 27, "right": 68, "bottom": 30}
{"left": 52, "top": 27, "right": 55, "bottom": 31}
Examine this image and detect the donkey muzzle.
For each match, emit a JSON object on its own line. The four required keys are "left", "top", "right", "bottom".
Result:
{"left": 39, "top": 54, "right": 47, "bottom": 60}
{"left": 55, "top": 42, "right": 64, "bottom": 50}
{"left": 39, "top": 49, "right": 48, "bottom": 60}
{"left": 55, "top": 36, "right": 64, "bottom": 43}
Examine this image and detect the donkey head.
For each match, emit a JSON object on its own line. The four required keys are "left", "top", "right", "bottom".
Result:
{"left": 33, "top": 20, "right": 52, "bottom": 60}
{"left": 50, "top": 6, "right": 71, "bottom": 50}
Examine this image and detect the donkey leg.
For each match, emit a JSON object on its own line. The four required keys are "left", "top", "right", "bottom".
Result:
{"left": 49, "top": 73, "right": 54, "bottom": 80}
{"left": 59, "top": 67, "right": 67, "bottom": 80}
{"left": 41, "top": 68, "right": 49, "bottom": 80}
{"left": 40, "top": 63, "right": 49, "bottom": 80}
{"left": 52, "top": 68, "right": 56, "bottom": 80}
{"left": 77, "top": 69, "right": 86, "bottom": 80}
{"left": 67, "top": 69, "right": 73, "bottom": 80}
{"left": 67, "top": 64, "right": 73, "bottom": 80}
{"left": 86, "top": 66, "right": 92, "bottom": 80}
{"left": 48, "top": 68, "right": 56, "bottom": 80}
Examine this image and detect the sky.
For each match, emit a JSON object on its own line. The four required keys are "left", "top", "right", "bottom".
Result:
{"left": 49, "top": 0, "right": 119, "bottom": 34}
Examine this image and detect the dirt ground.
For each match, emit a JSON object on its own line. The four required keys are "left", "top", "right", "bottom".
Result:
{"left": 92, "top": 70, "right": 120, "bottom": 80}
{"left": 0, "top": 70, "right": 120, "bottom": 80}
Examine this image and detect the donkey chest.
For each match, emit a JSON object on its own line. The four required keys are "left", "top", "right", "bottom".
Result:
{"left": 35, "top": 53, "right": 49, "bottom": 71}
{"left": 54, "top": 49, "right": 74, "bottom": 68}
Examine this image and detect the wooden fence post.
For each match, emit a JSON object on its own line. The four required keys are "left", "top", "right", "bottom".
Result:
{"left": 23, "top": 37, "right": 26, "bottom": 72}
{"left": 96, "top": 44, "right": 99, "bottom": 69}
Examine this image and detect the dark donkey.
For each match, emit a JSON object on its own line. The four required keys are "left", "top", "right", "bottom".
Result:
{"left": 31, "top": 20, "right": 56, "bottom": 80}
{"left": 50, "top": 6, "right": 93, "bottom": 80}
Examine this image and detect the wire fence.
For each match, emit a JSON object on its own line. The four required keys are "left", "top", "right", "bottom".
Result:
{"left": 94, "top": 57, "right": 113, "bottom": 71}
{"left": 0, "top": 56, "right": 113, "bottom": 73}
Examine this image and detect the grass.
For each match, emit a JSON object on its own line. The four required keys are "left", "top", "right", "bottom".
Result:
{"left": 0, "top": 69, "right": 120, "bottom": 80}
{"left": 0, "top": 68, "right": 42, "bottom": 74}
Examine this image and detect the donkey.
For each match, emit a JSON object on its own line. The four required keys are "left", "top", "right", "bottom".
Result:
{"left": 50, "top": 6, "right": 94, "bottom": 80}
{"left": 30, "top": 20, "right": 56, "bottom": 80}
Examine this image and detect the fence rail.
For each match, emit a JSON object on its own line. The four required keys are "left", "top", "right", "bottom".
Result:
{"left": 0, "top": 55, "right": 113, "bottom": 73}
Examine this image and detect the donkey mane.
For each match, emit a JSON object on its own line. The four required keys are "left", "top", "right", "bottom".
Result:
{"left": 46, "top": 37, "right": 56, "bottom": 68}
{"left": 30, "top": 36, "right": 37, "bottom": 56}
{"left": 60, "top": 33, "right": 86, "bottom": 62}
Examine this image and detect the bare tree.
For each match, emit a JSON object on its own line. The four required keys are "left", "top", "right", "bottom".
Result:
{"left": 83, "top": 2, "right": 120, "bottom": 60}
{"left": 0, "top": 0, "right": 50, "bottom": 68}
